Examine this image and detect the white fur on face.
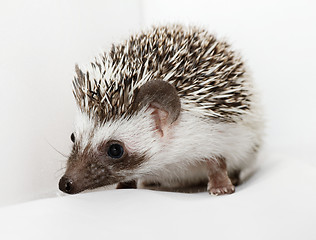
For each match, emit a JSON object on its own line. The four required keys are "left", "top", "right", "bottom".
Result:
{"left": 73, "top": 103, "right": 263, "bottom": 185}
{"left": 73, "top": 109, "right": 161, "bottom": 158}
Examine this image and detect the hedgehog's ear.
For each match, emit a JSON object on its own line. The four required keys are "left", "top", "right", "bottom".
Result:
{"left": 133, "top": 80, "right": 181, "bottom": 137}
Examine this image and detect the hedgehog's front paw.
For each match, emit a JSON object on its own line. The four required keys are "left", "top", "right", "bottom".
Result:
{"left": 207, "top": 183, "right": 235, "bottom": 195}
{"left": 206, "top": 156, "right": 236, "bottom": 195}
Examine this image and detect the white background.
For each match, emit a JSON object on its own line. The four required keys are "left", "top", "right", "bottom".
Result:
{"left": 0, "top": 0, "right": 143, "bottom": 206}
{"left": 0, "top": 0, "right": 315, "bottom": 208}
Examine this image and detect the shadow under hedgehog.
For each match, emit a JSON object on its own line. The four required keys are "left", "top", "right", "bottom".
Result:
{"left": 59, "top": 25, "right": 263, "bottom": 196}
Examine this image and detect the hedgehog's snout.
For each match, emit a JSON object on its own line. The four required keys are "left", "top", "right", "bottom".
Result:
{"left": 59, "top": 176, "right": 76, "bottom": 194}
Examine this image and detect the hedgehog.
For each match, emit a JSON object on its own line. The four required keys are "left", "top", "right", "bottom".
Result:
{"left": 59, "top": 25, "right": 263, "bottom": 196}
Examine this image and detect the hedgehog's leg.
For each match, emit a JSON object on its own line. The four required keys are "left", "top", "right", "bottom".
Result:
{"left": 207, "top": 157, "right": 235, "bottom": 195}
{"left": 116, "top": 180, "right": 137, "bottom": 189}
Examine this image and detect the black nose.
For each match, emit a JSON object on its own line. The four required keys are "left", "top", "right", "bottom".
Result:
{"left": 59, "top": 176, "right": 75, "bottom": 194}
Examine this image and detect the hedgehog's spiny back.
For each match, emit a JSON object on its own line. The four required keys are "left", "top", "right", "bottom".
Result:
{"left": 73, "top": 25, "right": 251, "bottom": 123}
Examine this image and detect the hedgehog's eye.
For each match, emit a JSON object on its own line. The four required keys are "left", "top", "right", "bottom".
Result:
{"left": 108, "top": 144, "right": 124, "bottom": 159}
{"left": 70, "top": 133, "right": 75, "bottom": 143}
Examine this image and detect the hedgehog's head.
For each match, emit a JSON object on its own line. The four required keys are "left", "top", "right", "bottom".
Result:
{"left": 59, "top": 76, "right": 181, "bottom": 194}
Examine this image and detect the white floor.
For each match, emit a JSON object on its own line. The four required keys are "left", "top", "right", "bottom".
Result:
{"left": 0, "top": 145, "right": 315, "bottom": 240}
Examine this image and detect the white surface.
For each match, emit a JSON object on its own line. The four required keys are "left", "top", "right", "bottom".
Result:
{"left": 0, "top": 147, "right": 315, "bottom": 240}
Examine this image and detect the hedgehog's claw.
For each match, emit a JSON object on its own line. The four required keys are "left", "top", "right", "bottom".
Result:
{"left": 208, "top": 184, "right": 235, "bottom": 195}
